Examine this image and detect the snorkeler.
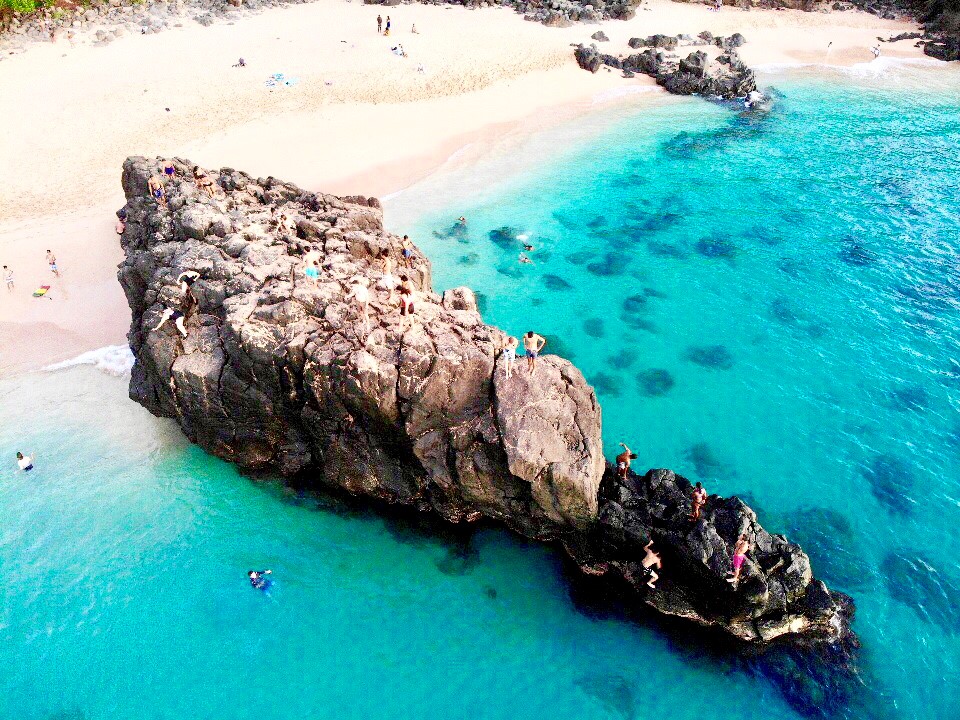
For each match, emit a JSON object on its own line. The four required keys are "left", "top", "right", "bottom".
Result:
{"left": 248, "top": 569, "right": 272, "bottom": 590}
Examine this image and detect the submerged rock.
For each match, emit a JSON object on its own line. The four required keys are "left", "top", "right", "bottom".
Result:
{"left": 118, "top": 155, "right": 854, "bottom": 651}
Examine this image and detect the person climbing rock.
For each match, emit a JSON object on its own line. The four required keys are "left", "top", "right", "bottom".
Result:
{"left": 641, "top": 539, "right": 661, "bottom": 590}
{"left": 616, "top": 442, "right": 637, "bottom": 480}
{"left": 726, "top": 534, "right": 750, "bottom": 588}
{"left": 689, "top": 481, "right": 707, "bottom": 521}
{"left": 153, "top": 306, "right": 187, "bottom": 338}
{"left": 348, "top": 278, "right": 371, "bottom": 333}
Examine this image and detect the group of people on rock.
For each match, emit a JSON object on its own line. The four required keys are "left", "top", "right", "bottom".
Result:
{"left": 3, "top": 250, "right": 61, "bottom": 294}
{"left": 147, "top": 160, "right": 217, "bottom": 211}
{"left": 496, "top": 331, "right": 547, "bottom": 379}
{"left": 614, "top": 444, "right": 751, "bottom": 591}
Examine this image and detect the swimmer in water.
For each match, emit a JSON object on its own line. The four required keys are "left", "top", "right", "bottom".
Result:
{"left": 519, "top": 253, "right": 533, "bottom": 264}
{"left": 16, "top": 451, "right": 34, "bottom": 472}
{"left": 248, "top": 569, "right": 272, "bottom": 590}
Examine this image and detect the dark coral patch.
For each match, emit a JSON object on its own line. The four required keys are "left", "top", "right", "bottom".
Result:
{"left": 543, "top": 273, "right": 573, "bottom": 291}
{"left": 607, "top": 349, "right": 635, "bottom": 370}
{"left": 583, "top": 317, "right": 605, "bottom": 338}
{"left": 589, "top": 371, "right": 622, "bottom": 397}
{"left": 684, "top": 345, "right": 734, "bottom": 370}
{"left": 882, "top": 551, "right": 960, "bottom": 634}
{"left": 637, "top": 368, "right": 675, "bottom": 397}
{"left": 862, "top": 453, "right": 916, "bottom": 516}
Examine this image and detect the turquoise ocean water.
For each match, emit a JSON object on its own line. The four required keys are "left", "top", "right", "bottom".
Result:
{"left": 4, "top": 60, "right": 960, "bottom": 719}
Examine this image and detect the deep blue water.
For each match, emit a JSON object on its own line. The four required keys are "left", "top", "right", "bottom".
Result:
{"left": 3, "top": 63, "right": 959, "bottom": 720}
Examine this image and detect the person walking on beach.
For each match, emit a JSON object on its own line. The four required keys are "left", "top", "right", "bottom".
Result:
{"left": 641, "top": 539, "right": 661, "bottom": 590}
{"left": 3, "top": 265, "right": 13, "bottom": 291}
{"left": 523, "top": 331, "right": 546, "bottom": 374}
{"left": 377, "top": 14, "right": 382, "bottom": 33}
{"left": 500, "top": 336, "right": 519, "bottom": 379}
{"left": 726, "top": 534, "right": 750, "bottom": 588}
{"left": 402, "top": 235, "right": 414, "bottom": 269}
{"left": 689, "top": 481, "right": 707, "bottom": 521}
{"left": 45, "top": 250, "right": 59, "bottom": 278}
{"left": 16, "top": 451, "right": 35, "bottom": 472}
{"left": 153, "top": 306, "right": 188, "bottom": 338}
{"left": 871, "top": 45, "right": 881, "bottom": 59}
{"left": 616, "top": 442, "right": 637, "bottom": 480}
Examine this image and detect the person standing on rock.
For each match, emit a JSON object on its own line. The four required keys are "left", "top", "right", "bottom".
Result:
{"left": 522, "top": 331, "right": 546, "bottom": 374}
{"left": 398, "top": 275, "right": 415, "bottom": 324}
{"left": 689, "top": 481, "right": 707, "bottom": 522}
{"left": 726, "top": 534, "right": 750, "bottom": 588}
{"left": 377, "top": 14, "right": 382, "bottom": 34}
{"left": 348, "top": 278, "right": 371, "bottom": 333}
{"left": 193, "top": 167, "right": 216, "bottom": 198}
{"left": 500, "top": 336, "right": 519, "bottom": 379}
{"left": 148, "top": 174, "right": 167, "bottom": 207}
{"left": 401, "top": 235, "right": 414, "bottom": 268}
{"left": 616, "top": 443, "right": 637, "bottom": 480}
{"left": 641, "top": 539, "right": 661, "bottom": 590}
{"left": 164, "top": 160, "right": 176, "bottom": 181}
{"left": 303, "top": 247, "right": 322, "bottom": 286}
{"left": 378, "top": 250, "right": 399, "bottom": 302}
{"left": 4, "top": 265, "right": 13, "bottom": 292}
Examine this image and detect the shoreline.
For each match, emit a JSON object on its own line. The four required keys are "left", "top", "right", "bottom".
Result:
{"left": 0, "top": 0, "right": 931, "bottom": 376}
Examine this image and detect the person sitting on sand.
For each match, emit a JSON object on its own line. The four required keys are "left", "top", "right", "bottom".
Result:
{"left": 522, "top": 331, "right": 546, "bottom": 374}
{"left": 726, "top": 534, "right": 750, "bottom": 588}
{"left": 248, "top": 569, "right": 272, "bottom": 590}
{"left": 401, "top": 235, "right": 414, "bottom": 268}
{"left": 348, "top": 278, "right": 371, "bottom": 333}
{"left": 153, "top": 306, "right": 188, "bottom": 338}
{"left": 45, "top": 250, "right": 59, "bottom": 277}
{"left": 392, "top": 44, "right": 406, "bottom": 57}
{"left": 148, "top": 175, "right": 167, "bottom": 207}
{"left": 616, "top": 443, "right": 637, "bottom": 480}
{"left": 690, "top": 481, "right": 707, "bottom": 521}
{"left": 16, "top": 451, "right": 34, "bottom": 472}
{"left": 377, "top": 250, "right": 399, "bottom": 301}
{"left": 192, "top": 167, "right": 216, "bottom": 198}
{"left": 641, "top": 539, "right": 661, "bottom": 589}
{"left": 500, "top": 336, "right": 519, "bottom": 379}
{"left": 303, "top": 247, "right": 322, "bottom": 285}
{"left": 3, "top": 265, "right": 13, "bottom": 291}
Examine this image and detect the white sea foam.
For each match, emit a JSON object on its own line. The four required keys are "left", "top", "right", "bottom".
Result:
{"left": 43, "top": 345, "right": 135, "bottom": 377}
{"left": 517, "top": 233, "right": 530, "bottom": 241}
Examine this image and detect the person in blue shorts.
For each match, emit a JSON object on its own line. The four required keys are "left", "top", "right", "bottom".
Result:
{"left": 16, "top": 452, "right": 34, "bottom": 472}
{"left": 402, "top": 235, "right": 414, "bottom": 268}
{"left": 522, "top": 330, "right": 546, "bottom": 375}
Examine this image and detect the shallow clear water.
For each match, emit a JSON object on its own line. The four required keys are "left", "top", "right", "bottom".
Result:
{"left": 3, "top": 63, "right": 960, "bottom": 720}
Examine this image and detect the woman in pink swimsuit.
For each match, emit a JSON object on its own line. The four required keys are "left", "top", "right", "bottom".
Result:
{"left": 726, "top": 534, "right": 750, "bottom": 587}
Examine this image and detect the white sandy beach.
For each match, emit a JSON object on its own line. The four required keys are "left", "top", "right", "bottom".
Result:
{"left": 0, "top": 0, "right": 926, "bottom": 374}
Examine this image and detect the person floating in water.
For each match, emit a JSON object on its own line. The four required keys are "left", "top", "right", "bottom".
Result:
{"left": 248, "top": 569, "right": 272, "bottom": 590}
{"left": 641, "top": 539, "right": 661, "bottom": 590}
{"left": 16, "top": 451, "right": 34, "bottom": 472}
{"left": 726, "top": 534, "right": 750, "bottom": 588}
{"left": 689, "top": 481, "right": 707, "bottom": 521}
{"left": 518, "top": 253, "right": 533, "bottom": 264}
{"left": 522, "top": 243, "right": 535, "bottom": 252}
{"left": 500, "top": 336, "right": 518, "bottom": 379}
{"left": 616, "top": 443, "right": 637, "bottom": 480}
{"left": 522, "top": 331, "right": 546, "bottom": 374}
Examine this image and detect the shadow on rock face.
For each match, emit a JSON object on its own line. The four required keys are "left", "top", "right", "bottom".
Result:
{"left": 861, "top": 453, "right": 916, "bottom": 516}
{"left": 637, "top": 368, "right": 676, "bottom": 397}
{"left": 583, "top": 317, "right": 605, "bottom": 338}
{"left": 684, "top": 344, "right": 734, "bottom": 370}
{"left": 574, "top": 673, "right": 637, "bottom": 720}
{"left": 685, "top": 442, "right": 735, "bottom": 480}
{"left": 543, "top": 273, "right": 573, "bottom": 292}
{"left": 786, "top": 507, "right": 877, "bottom": 592}
{"left": 881, "top": 551, "right": 960, "bottom": 635}
{"left": 887, "top": 384, "right": 929, "bottom": 413}
{"left": 589, "top": 371, "right": 623, "bottom": 398}
{"left": 608, "top": 348, "right": 636, "bottom": 370}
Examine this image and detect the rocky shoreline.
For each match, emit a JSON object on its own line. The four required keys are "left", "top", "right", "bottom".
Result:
{"left": 575, "top": 31, "right": 757, "bottom": 100}
{"left": 118, "top": 155, "right": 857, "bottom": 651}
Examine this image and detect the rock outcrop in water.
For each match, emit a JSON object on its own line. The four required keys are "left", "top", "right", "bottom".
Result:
{"left": 575, "top": 33, "right": 757, "bottom": 99}
{"left": 118, "top": 155, "right": 853, "bottom": 649}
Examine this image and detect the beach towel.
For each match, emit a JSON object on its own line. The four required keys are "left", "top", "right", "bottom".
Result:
{"left": 33, "top": 285, "right": 51, "bottom": 297}
{"left": 265, "top": 72, "right": 299, "bottom": 89}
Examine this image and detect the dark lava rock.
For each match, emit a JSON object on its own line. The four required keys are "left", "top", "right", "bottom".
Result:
{"left": 591, "top": 30, "right": 610, "bottom": 42}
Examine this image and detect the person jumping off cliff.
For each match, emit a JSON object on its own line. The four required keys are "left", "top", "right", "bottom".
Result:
{"left": 689, "top": 481, "right": 707, "bottom": 521}
{"left": 616, "top": 443, "right": 637, "bottom": 480}
{"left": 153, "top": 306, "right": 187, "bottom": 338}
{"left": 726, "top": 534, "right": 750, "bottom": 588}
{"left": 641, "top": 539, "right": 661, "bottom": 590}
{"left": 523, "top": 331, "right": 546, "bottom": 374}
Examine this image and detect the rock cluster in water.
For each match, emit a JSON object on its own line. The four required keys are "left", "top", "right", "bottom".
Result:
{"left": 118, "top": 155, "right": 854, "bottom": 649}
{"left": 575, "top": 32, "right": 756, "bottom": 99}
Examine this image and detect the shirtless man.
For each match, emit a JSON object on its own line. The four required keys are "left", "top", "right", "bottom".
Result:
{"left": 303, "top": 247, "right": 322, "bottom": 286}
{"left": 398, "top": 275, "right": 416, "bottom": 326}
{"left": 377, "top": 250, "right": 399, "bottom": 302}
{"left": 689, "top": 481, "right": 707, "bottom": 521}
{"left": 16, "top": 451, "right": 34, "bottom": 472}
{"left": 147, "top": 175, "right": 167, "bottom": 207}
{"left": 401, "top": 235, "right": 414, "bottom": 269}
{"left": 348, "top": 278, "right": 371, "bottom": 333}
{"left": 3, "top": 265, "right": 13, "bottom": 291}
{"left": 641, "top": 539, "right": 661, "bottom": 590}
{"left": 522, "top": 331, "right": 546, "bottom": 374}
{"left": 193, "top": 167, "right": 216, "bottom": 198}
{"left": 45, "top": 250, "right": 59, "bottom": 277}
{"left": 616, "top": 442, "right": 637, "bottom": 480}
{"left": 726, "top": 534, "right": 750, "bottom": 588}
{"left": 153, "top": 306, "right": 188, "bottom": 338}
